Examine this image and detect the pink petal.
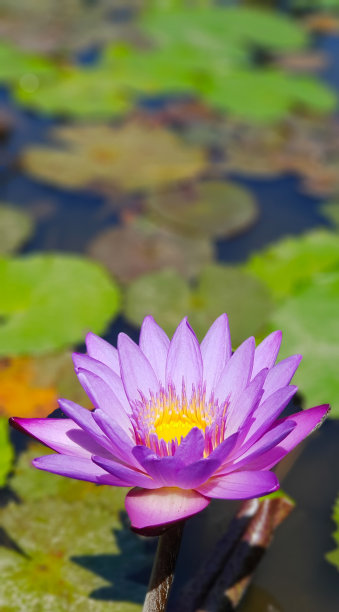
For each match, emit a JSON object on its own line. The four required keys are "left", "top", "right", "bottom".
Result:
{"left": 139, "top": 315, "right": 170, "bottom": 385}
{"left": 118, "top": 333, "right": 160, "bottom": 404}
{"left": 252, "top": 331, "right": 282, "bottom": 378}
{"left": 201, "top": 314, "right": 231, "bottom": 398}
{"left": 244, "top": 404, "right": 330, "bottom": 471}
{"left": 91, "top": 455, "right": 158, "bottom": 488}
{"left": 73, "top": 353, "right": 131, "bottom": 414}
{"left": 86, "top": 332, "right": 120, "bottom": 374}
{"left": 197, "top": 470, "right": 279, "bottom": 499}
{"left": 125, "top": 487, "right": 210, "bottom": 532}
{"left": 33, "top": 454, "right": 127, "bottom": 485}
{"left": 225, "top": 368, "right": 267, "bottom": 437}
{"left": 215, "top": 336, "right": 255, "bottom": 406}
{"left": 262, "top": 354, "right": 302, "bottom": 401}
{"left": 10, "top": 417, "right": 112, "bottom": 459}
{"left": 166, "top": 318, "right": 203, "bottom": 396}
{"left": 76, "top": 368, "right": 132, "bottom": 432}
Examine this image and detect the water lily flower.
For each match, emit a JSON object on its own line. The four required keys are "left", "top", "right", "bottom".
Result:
{"left": 11, "top": 315, "right": 329, "bottom": 534}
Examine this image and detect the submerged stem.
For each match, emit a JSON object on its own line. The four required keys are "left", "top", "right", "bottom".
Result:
{"left": 143, "top": 521, "right": 185, "bottom": 612}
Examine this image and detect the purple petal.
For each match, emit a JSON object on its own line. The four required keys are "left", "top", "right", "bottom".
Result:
{"left": 252, "top": 331, "right": 282, "bottom": 378}
{"left": 262, "top": 354, "right": 302, "bottom": 401}
{"left": 139, "top": 315, "right": 170, "bottom": 385}
{"left": 225, "top": 419, "right": 296, "bottom": 473}
{"left": 33, "top": 454, "right": 127, "bottom": 485}
{"left": 76, "top": 369, "right": 132, "bottom": 432}
{"left": 73, "top": 353, "right": 131, "bottom": 414}
{"left": 133, "top": 451, "right": 184, "bottom": 487}
{"left": 92, "top": 409, "right": 140, "bottom": 469}
{"left": 244, "top": 404, "right": 330, "bottom": 471}
{"left": 10, "top": 417, "right": 112, "bottom": 459}
{"left": 166, "top": 318, "right": 203, "bottom": 396}
{"left": 118, "top": 333, "right": 160, "bottom": 404}
{"left": 176, "top": 458, "right": 220, "bottom": 489}
{"left": 125, "top": 487, "right": 210, "bottom": 531}
{"left": 174, "top": 428, "right": 205, "bottom": 464}
{"left": 207, "top": 432, "right": 239, "bottom": 465}
{"left": 201, "top": 314, "right": 231, "bottom": 398}
{"left": 225, "top": 368, "right": 267, "bottom": 437}
{"left": 86, "top": 332, "right": 120, "bottom": 374}
{"left": 215, "top": 336, "right": 255, "bottom": 406}
{"left": 91, "top": 455, "right": 158, "bottom": 488}
{"left": 58, "top": 398, "right": 114, "bottom": 454}
{"left": 238, "top": 385, "right": 298, "bottom": 451}
{"left": 197, "top": 470, "right": 279, "bottom": 499}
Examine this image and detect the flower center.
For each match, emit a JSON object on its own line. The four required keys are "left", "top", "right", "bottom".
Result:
{"left": 131, "top": 384, "right": 227, "bottom": 457}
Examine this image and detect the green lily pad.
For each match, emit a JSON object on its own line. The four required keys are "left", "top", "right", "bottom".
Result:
{"left": 0, "top": 41, "right": 59, "bottom": 88}
{"left": 1, "top": 454, "right": 151, "bottom": 611}
{"left": 0, "top": 418, "right": 14, "bottom": 487}
{"left": 269, "top": 271, "right": 339, "bottom": 417}
{"left": 0, "top": 203, "right": 34, "bottom": 255}
{"left": 205, "top": 68, "right": 336, "bottom": 122}
{"left": 326, "top": 493, "right": 339, "bottom": 571}
{"left": 88, "top": 219, "right": 214, "bottom": 284}
{"left": 0, "top": 254, "right": 121, "bottom": 356}
{"left": 22, "top": 122, "right": 207, "bottom": 192}
{"left": 245, "top": 230, "right": 339, "bottom": 301}
{"left": 142, "top": 6, "right": 308, "bottom": 55}
{"left": 320, "top": 200, "right": 339, "bottom": 229}
{"left": 125, "top": 264, "right": 273, "bottom": 344}
{"left": 146, "top": 181, "right": 258, "bottom": 239}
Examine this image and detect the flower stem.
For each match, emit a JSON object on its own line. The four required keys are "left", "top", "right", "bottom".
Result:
{"left": 143, "top": 521, "right": 185, "bottom": 612}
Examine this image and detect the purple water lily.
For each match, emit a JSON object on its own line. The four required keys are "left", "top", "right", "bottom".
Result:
{"left": 11, "top": 315, "right": 328, "bottom": 534}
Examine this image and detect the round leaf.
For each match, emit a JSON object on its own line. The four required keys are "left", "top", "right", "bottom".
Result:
{"left": 146, "top": 181, "right": 258, "bottom": 239}
{"left": 0, "top": 254, "right": 121, "bottom": 355}
{"left": 0, "top": 203, "right": 34, "bottom": 255}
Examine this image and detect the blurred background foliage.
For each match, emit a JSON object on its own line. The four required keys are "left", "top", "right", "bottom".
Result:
{"left": 0, "top": 0, "right": 339, "bottom": 610}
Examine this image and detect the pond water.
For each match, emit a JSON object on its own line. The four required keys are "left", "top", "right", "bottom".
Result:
{"left": 0, "top": 4, "right": 339, "bottom": 612}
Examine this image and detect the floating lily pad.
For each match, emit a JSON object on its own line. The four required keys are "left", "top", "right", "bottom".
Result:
{"left": 0, "top": 41, "right": 58, "bottom": 86}
{"left": 245, "top": 230, "right": 339, "bottom": 301}
{"left": 0, "top": 254, "right": 121, "bottom": 356}
{"left": 326, "top": 493, "right": 339, "bottom": 570}
{"left": 269, "top": 271, "right": 339, "bottom": 417}
{"left": 320, "top": 200, "right": 339, "bottom": 229}
{"left": 0, "top": 203, "right": 34, "bottom": 254}
{"left": 22, "top": 122, "right": 207, "bottom": 193}
{"left": 142, "top": 6, "right": 308, "bottom": 55}
{"left": 146, "top": 180, "right": 258, "bottom": 239}
{"left": 0, "top": 357, "right": 58, "bottom": 418}
{"left": 0, "top": 418, "right": 13, "bottom": 487}
{"left": 125, "top": 265, "right": 273, "bottom": 344}
{"left": 0, "top": 465, "right": 151, "bottom": 611}
{"left": 88, "top": 219, "right": 214, "bottom": 283}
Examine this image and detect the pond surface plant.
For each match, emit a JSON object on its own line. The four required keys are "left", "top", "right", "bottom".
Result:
{"left": 11, "top": 314, "right": 329, "bottom": 611}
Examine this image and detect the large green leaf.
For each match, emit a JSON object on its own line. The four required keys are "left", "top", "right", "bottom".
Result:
{"left": 0, "top": 254, "right": 121, "bottom": 355}
{"left": 269, "top": 271, "right": 339, "bottom": 417}
{"left": 1, "top": 444, "right": 152, "bottom": 611}
{"left": 0, "top": 203, "right": 34, "bottom": 255}
{"left": 326, "top": 493, "right": 339, "bottom": 571}
{"left": 146, "top": 180, "right": 258, "bottom": 238}
{"left": 0, "top": 418, "right": 14, "bottom": 487}
{"left": 245, "top": 230, "right": 339, "bottom": 301}
{"left": 125, "top": 264, "right": 273, "bottom": 343}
